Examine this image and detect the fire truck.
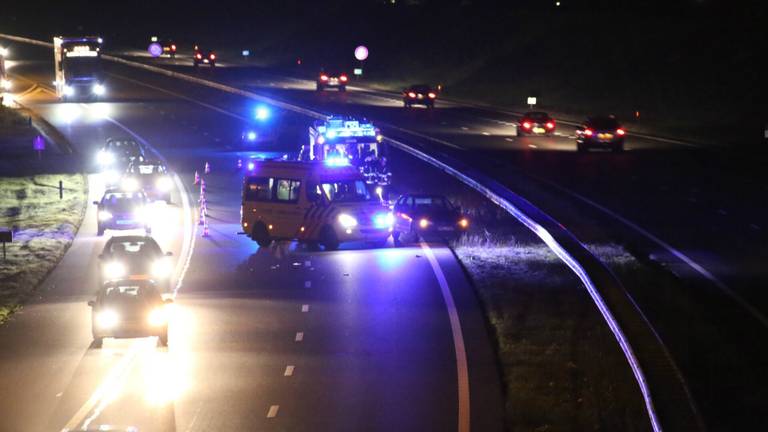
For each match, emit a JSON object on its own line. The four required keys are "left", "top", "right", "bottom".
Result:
{"left": 299, "top": 116, "right": 391, "bottom": 192}
{"left": 240, "top": 160, "right": 393, "bottom": 250}
{"left": 53, "top": 36, "right": 106, "bottom": 101}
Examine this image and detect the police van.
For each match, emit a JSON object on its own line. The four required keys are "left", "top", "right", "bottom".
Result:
{"left": 241, "top": 160, "right": 394, "bottom": 250}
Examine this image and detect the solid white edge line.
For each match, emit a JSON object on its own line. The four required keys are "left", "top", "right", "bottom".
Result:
{"left": 420, "top": 242, "right": 470, "bottom": 432}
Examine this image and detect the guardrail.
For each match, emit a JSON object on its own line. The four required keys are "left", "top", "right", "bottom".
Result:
{"left": 1, "top": 32, "right": 703, "bottom": 431}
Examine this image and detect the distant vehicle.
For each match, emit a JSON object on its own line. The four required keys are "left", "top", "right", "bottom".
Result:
{"left": 316, "top": 69, "right": 348, "bottom": 91}
{"left": 240, "top": 104, "right": 280, "bottom": 147}
{"left": 53, "top": 36, "right": 106, "bottom": 101}
{"left": 301, "top": 116, "right": 391, "bottom": 189}
{"left": 402, "top": 85, "right": 437, "bottom": 108}
{"left": 392, "top": 194, "right": 469, "bottom": 243}
{"left": 97, "top": 235, "right": 174, "bottom": 290}
{"left": 88, "top": 279, "right": 172, "bottom": 347}
{"left": 576, "top": 115, "right": 626, "bottom": 152}
{"left": 518, "top": 111, "right": 555, "bottom": 136}
{"left": 93, "top": 189, "right": 150, "bottom": 236}
{"left": 123, "top": 160, "right": 173, "bottom": 203}
{"left": 97, "top": 137, "right": 145, "bottom": 184}
{"left": 241, "top": 160, "right": 393, "bottom": 250}
{"left": 160, "top": 40, "right": 177, "bottom": 58}
{"left": 193, "top": 46, "right": 216, "bottom": 67}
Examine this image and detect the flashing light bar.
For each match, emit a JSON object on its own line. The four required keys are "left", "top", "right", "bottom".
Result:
{"left": 324, "top": 156, "right": 351, "bottom": 167}
{"left": 65, "top": 51, "right": 98, "bottom": 58}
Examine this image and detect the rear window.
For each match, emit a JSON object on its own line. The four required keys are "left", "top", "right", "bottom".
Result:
{"left": 107, "top": 239, "right": 161, "bottom": 255}
{"left": 588, "top": 117, "right": 620, "bottom": 129}
{"left": 411, "top": 85, "right": 432, "bottom": 93}
{"left": 244, "top": 177, "right": 302, "bottom": 203}
{"left": 525, "top": 112, "right": 549, "bottom": 120}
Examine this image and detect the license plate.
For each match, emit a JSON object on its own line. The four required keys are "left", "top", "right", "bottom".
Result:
{"left": 330, "top": 78, "right": 338, "bottom": 84}
{"left": 438, "top": 226, "right": 454, "bottom": 231}
{"left": 417, "top": 94, "right": 423, "bottom": 99}
{"left": 203, "top": 59, "right": 209, "bottom": 63}
{"left": 533, "top": 127, "right": 546, "bottom": 134}
{"left": 598, "top": 133, "right": 613, "bottom": 141}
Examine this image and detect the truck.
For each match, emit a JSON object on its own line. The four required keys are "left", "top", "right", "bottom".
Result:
{"left": 53, "top": 36, "right": 106, "bottom": 101}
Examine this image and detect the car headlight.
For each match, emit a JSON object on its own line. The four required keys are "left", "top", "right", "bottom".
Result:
{"left": 147, "top": 308, "right": 167, "bottom": 326}
{"left": 246, "top": 131, "right": 257, "bottom": 141}
{"left": 151, "top": 259, "right": 172, "bottom": 279}
{"left": 122, "top": 177, "right": 140, "bottom": 191}
{"left": 98, "top": 211, "right": 113, "bottom": 221}
{"left": 103, "top": 261, "right": 126, "bottom": 279}
{"left": 373, "top": 212, "right": 394, "bottom": 229}
{"left": 156, "top": 176, "right": 173, "bottom": 192}
{"left": 97, "top": 151, "right": 115, "bottom": 166}
{"left": 96, "top": 310, "right": 119, "bottom": 328}
{"left": 0, "top": 79, "right": 11, "bottom": 90}
{"left": 338, "top": 213, "right": 358, "bottom": 228}
{"left": 63, "top": 85, "right": 75, "bottom": 96}
{"left": 93, "top": 84, "right": 106, "bottom": 95}
{"left": 419, "top": 218, "right": 430, "bottom": 229}
{"left": 103, "top": 169, "right": 119, "bottom": 184}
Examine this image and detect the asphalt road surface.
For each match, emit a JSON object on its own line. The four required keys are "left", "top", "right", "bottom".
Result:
{"left": 0, "top": 44, "right": 504, "bottom": 432}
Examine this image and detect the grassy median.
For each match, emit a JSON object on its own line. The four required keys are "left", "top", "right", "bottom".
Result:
{"left": 0, "top": 174, "right": 87, "bottom": 324}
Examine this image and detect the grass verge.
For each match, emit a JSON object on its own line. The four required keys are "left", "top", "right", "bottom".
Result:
{"left": 0, "top": 174, "right": 87, "bottom": 324}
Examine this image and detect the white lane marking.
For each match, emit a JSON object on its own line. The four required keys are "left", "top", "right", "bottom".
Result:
{"left": 460, "top": 126, "right": 469, "bottom": 131}
{"left": 304, "top": 280, "right": 311, "bottom": 288}
{"left": 304, "top": 260, "right": 311, "bottom": 267}
{"left": 528, "top": 144, "right": 538, "bottom": 149}
{"left": 505, "top": 138, "right": 515, "bottom": 142}
{"left": 266, "top": 405, "right": 280, "bottom": 418}
{"left": 481, "top": 132, "right": 491, "bottom": 136}
{"left": 301, "top": 304, "right": 309, "bottom": 312}
{"left": 419, "top": 243, "right": 470, "bottom": 432}
{"left": 295, "top": 332, "right": 304, "bottom": 342}
{"left": 750, "top": 224, "right": 761, "bottom": 230}
{"left": 284, "top": 365, "right": 295, "bottom": 376}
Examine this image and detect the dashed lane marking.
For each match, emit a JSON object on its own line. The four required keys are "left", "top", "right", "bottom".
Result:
{"left": 267, "top": 405, "right": 280, "bottom": 418}
{"left": 301, "top": 304, "right": 309, "bottom": 312}
{"left": 284, "top": 366, "right": 295, "bottom": 377}
{"left": 295, "top": 332, "right": 304, "bottom": 342}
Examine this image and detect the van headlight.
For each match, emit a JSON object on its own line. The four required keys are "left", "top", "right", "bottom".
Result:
{"left": 373, "top": 212, "right": 394, "bottom": 229}
{"left": 151, "top": 259, "right": 172, "bottom": 278}
{"left": 156, "top": 176, "right": 173, "bottom": 191}
{"left": 98, "top": 211, "right": 113, "bottom": 221}
{"left": 103, "top": 261, "right": 126, "bottom": 279}
{"left": 63, "top": 85, "right": 75, "bottom": 96}
{"left": 122, "top": 177, "right": 140, "bottom": 191}
{"left": 338, "top": 213, "right": 358, "bottom": 228}
{"left": 147, "top": 308, "right": 167, "bottom": 326}
{"left": 97, "top": 150, "right": 114, "bottom": 166}
{"left": 96, "top": 310, "right": 119, "bottom": 328}
{"left": 93, "top": 84, "right": 106, "bottom": 96}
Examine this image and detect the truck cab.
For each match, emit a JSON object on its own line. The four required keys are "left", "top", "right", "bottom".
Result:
{"left": 53, "top": 36, "right": 106, "bottom": 101}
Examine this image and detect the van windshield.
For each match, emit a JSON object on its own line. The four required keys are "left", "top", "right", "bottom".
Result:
{"left": 319, "top": 180, "right": 370, "bottom": 202}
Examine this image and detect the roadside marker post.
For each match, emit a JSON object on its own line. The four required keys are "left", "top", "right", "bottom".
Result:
{"left": 194, "top": 171, "right": 200, "bottom": 185}
{"left": 59, "top": 180, "right": 63, "bottom": 199}
{"left": 0, "top": 228, "right": 11, "bottom": 260}
{"left": 33, "top": 135, "right": 45, "bottom": 160}
{"left": 204, "top": 162, "right": 210, "bottom": 174}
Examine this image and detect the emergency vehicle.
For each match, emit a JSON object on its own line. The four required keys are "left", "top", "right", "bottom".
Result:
{"left": 53, "top": 36, "right": 106, "bottom": 101}
{"left": 240, "top": 160, "right": 394, "bottom": 250}
{"left": 300, "top": 116, "right": 391, "bottom": 190}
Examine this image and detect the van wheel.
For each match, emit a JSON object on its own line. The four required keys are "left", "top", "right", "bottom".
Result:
{"left": 97, "top": 225, "right": 104, "bottom": 236}
{"left": 91, "top": 336, "right": 103, "bottom": 349}
{"left": 319, "top": 226, "right": 339, "bottom": 251}
{"left": 252, "top": 223, "right": 271, "bottom": 247}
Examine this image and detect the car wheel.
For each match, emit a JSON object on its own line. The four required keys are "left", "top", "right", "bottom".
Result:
{"left": 252, "top": 223, "right": 271, "bottom": 247}
{"left": 158, "top": 329, "right": 168, "bottom": 347}
{"left": 339, "top": 86, "right": 346, "bottom": 92}
{"left": 92, "top": 336, "right": 103, "bottom": 349}
{"left": 319, "top": 225, "right": 339, "bottom": 251}
{"left": 613, "top": 143, "right": 624, "bottom": 153}
{"left": 97, "top": 225, "right": 104, "bottom": 236}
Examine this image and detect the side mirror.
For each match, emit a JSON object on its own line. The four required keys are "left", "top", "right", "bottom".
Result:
{"left": 165, "top": 251, "right": 173, "bottom": 256}
{"left": 87, "top": 300, "right": 95, "bottom": 307}
{"left": 163, "top": 298, "right": 174, "bottom": 304}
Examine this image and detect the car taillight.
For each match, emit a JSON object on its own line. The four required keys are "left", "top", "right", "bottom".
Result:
{"left": 340, "top": 75, "right": 348, "bottom": 82}
{"left": 320, "top": 75, "right": 329, "bottom": 81}
{"left": 584, "top": 129, "right": 593, "bottom": 136}
{"left": 210, "top": 53, "right": 216, "bottom": 60}
{"left": 616, "top": 128, "right": 625, "bottom": 135}
{"left": 195, "top": 53, "right": 202, "bottom": 59}
{"left": 428, "top": 92, "right": 436, "bottom": 98}
{"left": 408, "top": 92, "right": 416, "bottom": 98}
{"left": 171, "top": 44, "right": 176, "bottom": 50}
{"left": 546, "top": 122, "right": 555, "bottom": 129}
{"left": 522, "top": 121, "right": 531, "bottom": 129}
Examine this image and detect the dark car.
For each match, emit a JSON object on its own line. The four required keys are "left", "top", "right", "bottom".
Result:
{"left": 123, "top": 160, "right": 173, "bottom": 203}
{"left": 576, "top": 115, "right": 626, "bottom": 152}
{"left": 317, "top": 69, "right": 348, "bottom": 91}
{"left": 88, "top": 280, "right": 172, "bottom": 347}
{"left": 97, "top": 137, "right": 145, "bottom": 185}
{"left": 94, "top": 189, "right": 150, "bottom": 236}
{"left": 518, "top": 111, "right": 555, "bottom": 136}
{"left": 161, "top": 40, "right": 177, "bottom": 58}
{"left": 193, "top": 46, "right": 216, "bottom": 67}
{"left": 392, "top": 194, "right": 469, "bottom": 243}
{"left": 98, "top": 235, "right": 174, "bottom": 290}
{"left": 403, "top": 85, "right": 437, "bottom": 108}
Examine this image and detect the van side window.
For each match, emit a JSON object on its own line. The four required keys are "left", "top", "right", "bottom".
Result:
{"left": 245, "top": 177, "right": 272, "bottom": 201}
{"left": 307, "top": 183, "right": 324, "bottom": 202}
{"left": 275, "top": 179, "right": 301, "bottom": 202}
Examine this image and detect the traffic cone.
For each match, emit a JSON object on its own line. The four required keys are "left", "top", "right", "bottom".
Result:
{"left": 193, "top": 171, "right": 200, "bottom": 185}
{"left": 202, "top": 213, "right": 209, "bottom": 237}
{"left": 204, "top": 162, "right": 210, "bottom": 174}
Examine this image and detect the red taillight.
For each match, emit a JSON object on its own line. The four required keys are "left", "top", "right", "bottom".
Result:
{"left": 407, "top": 92, "right": 416, "bottom": 98}
{"left": 522, "top": 121, "right": 531, "bottom": 129}
{"left": 340, "top": 75, "right": 348, "bottom": 82}
{"left": 320, "top": 75, "right": 329, "bottom": 81}
{"left": 616, "top": 128, "right": 625, "bottom": 135}
{"left": 210, "top": 53, "right": 216, "bottom": 60}
{"left": 195, "top": 53, "right": 202, "bottom": 59}
{"left": 546, "top": 122, "right": 555, "bottom": 129}
{"left": 171, "top": 44, "right": 176, "bottom": 51}
{"left": 428, "top": 92, "right": 436, "bottom": 98}
{"left": 584, "top": 129, "right": 593, "bottom": 136}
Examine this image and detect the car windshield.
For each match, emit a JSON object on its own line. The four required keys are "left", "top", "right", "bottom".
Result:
{"left": 101, "top": 284, "right": 159, "bottom": 304}
{"left": 319, "top": 180, "right": 371, "bottom": 202}
{"left": 413, "top": 196, "right": 452, "bottom": 211}
{"left": 588, "top": 117, "right": 620, "bottom": 129}
{"left": 103, "top": 192, "right": 145, "bottom": 210}
{"left": 107, "top": 239, "right": 161, "bottom": 256}
{"left": 133, "top": 164, "right": 165, "bottom": 175}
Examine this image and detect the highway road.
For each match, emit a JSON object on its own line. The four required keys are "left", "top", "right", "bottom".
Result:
{"left": 0, "top": 44, "right": 504, "bottom": 432}
{"left": 110, "top": 48, "right": 768, "bottom": 429}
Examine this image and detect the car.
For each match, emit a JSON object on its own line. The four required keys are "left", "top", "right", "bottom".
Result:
{"left": 316, "top": 69, "right": 348, "bottom": 91}
{"left": 97, "top": 137, "right": 146, "bottom": 185}
{"left": 94, "top": 189, "right": 151, "bottom": 236}
{"left": 402, "top": 85, "right": 437, "bottom": 108}
{"left": 122, "top": 160, "right": 173, "bottom": 203}
{"left": 160, "top": 40, "right": 177, "bottom": 58}
{"left": 392, "top": 194, "right": 469, "bottom": 244}
{"left": 576, "top": 115, "right": 626, "bottom": 152}
{"left": 97, "top": 235, "right": 174, "bottom": 291}
{"left": 518, "top": 111, "right": 555, "bottom": 136}
{"left": 193, "top": 46, "right": 216, "bottom": 67}
{"left": 88, "top": 279, "right": 172, "bottom": 348}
